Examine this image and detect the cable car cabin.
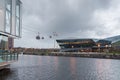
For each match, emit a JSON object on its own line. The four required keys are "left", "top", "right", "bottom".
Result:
{"left": 36, "top": 35, "right": 40, "bottom": 40}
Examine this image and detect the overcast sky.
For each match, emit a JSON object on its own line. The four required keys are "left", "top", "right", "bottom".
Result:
{"left": 15, "top": 0, "right": 120, "bottom": 48}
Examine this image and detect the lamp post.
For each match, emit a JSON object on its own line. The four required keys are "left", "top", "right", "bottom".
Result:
{"left": 53, "top": 32, "right": 58, "bottom": 49}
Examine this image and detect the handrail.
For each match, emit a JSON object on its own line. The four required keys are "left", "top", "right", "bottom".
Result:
{"left": 0, "top": 50, "right": 18, "bottom": 62}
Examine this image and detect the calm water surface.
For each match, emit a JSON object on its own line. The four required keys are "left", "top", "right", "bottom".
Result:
{"left": 0, "top": 55, "right": 120, "bottom": 80}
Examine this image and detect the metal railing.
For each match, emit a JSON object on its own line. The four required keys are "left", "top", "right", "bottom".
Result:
{"left": 0, "top": 50, "right": 18, "bottom": 62}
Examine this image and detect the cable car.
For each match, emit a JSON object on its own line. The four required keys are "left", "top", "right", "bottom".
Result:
{"left": 49, "top": 36, "right": 52, "bottom": 38}
{"left": 36, "top": 32, "right": 40, "bottom": 40}
{"left": 42, "top": 37, "right": 44, "bottom": 39}
{"left": 36, "top": 35, "right": 40, "bottom": 40}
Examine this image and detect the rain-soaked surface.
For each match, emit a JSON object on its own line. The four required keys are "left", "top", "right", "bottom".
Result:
{"left": 0, "top": 55, "right": 120, "bottom": 80}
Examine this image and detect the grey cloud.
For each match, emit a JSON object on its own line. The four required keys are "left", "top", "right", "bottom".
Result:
{"left": 15, "top": 0, "right": 115, "bottom": 48}
{"left": 47, "top": 0, "right": 111, "bottom": 31}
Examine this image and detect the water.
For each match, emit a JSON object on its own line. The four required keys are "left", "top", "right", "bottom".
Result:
{"left": 0, "top": 55, "right": 120, "bottom": 80}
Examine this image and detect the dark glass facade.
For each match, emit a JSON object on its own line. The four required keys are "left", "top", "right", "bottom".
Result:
{"left": 57, "top": 39, "right": 112, "bottom": 52}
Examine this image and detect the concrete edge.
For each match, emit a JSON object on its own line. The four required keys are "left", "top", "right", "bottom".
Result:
{"left": 0, "top": 61, "right": 16, "bottom": 70}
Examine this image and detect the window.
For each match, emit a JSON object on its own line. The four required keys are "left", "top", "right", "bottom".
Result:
{"left": 0, "top": 35, "right": 8, "bottom": 50}
{"left": 16, "top": 0, "right": 20, "bottom": 36}
{"left": 0, "top": 35, "right": 2, "bottom": 49}
{"left": 5, "top": 0, "right": 12, "bottom": 33}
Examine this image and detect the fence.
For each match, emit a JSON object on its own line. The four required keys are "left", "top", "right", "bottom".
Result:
{"left": 0, "top": 50, "right": 18, "bottom": 63}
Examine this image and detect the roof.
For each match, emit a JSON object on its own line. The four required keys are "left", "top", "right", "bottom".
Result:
{"left": 56, "top": 39, "right": 95, "bottom": 44}
{"left": 97, "top": 39, "right": 111, "bottom": 44}
{"left": 57, "top": 38, "right": 94, "bottom": 41}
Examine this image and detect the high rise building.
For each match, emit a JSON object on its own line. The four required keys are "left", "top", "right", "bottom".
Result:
{"left": 0, "top": 0, "right": 22, "bottom": 50}
{"left": 0, "top": 0, "right": 22, "bottom": 69}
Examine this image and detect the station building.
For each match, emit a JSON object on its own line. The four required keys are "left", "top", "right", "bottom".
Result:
{"left": 0, "top": 0, "right": 22, "bottom": 69}
{"left": 56, "top": 39, "right": 111, "bottom": 52}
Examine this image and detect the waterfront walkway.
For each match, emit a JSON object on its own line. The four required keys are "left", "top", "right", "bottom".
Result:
{"left": 50, "top": 52, "right": 120, "bottom": 59}
{"left": 24, "top": 52, "right": 120, "bottom": 59}
{"left": 0, "top": 52, "right": 18, "bottom": 70}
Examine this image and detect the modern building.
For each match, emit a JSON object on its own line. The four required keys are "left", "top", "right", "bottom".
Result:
{"left": 56, "top": 39, "right": 111, "bottom": 52}
{"left": 0, "top": 0, "right": 22, "bottom": 69}
{"left": 8, "top": 37, "right": 14, "bottom": 49}
{"left": 92, "top": 39, "right": 112, "bottom": 52}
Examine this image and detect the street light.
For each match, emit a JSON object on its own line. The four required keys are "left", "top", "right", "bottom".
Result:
{"left": 48, "top": 32, "right": 58, "bottom": 52}
{"left": 53, "top": 32, "right": 58, "bottom": 49}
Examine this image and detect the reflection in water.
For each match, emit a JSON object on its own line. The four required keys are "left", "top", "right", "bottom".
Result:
{"left": 70, "top": 57, "right": 77, "bottom": 80}
{"left": 54, "top": 57, "right": 59, "bottom": 71}
{"left": 37, "top": 55, "right": 42, "bottom": 65}
{"left": 70, "top": 57, "right": 76, "bottom": 79}
{"left": 96, "top": 60, "right": 111, "bottom": 74}
{"left": 95, "top": 59, "right": 112, "bottom": 80}
{"left": 0, "top": 55, "right": 120, "bottom": 80}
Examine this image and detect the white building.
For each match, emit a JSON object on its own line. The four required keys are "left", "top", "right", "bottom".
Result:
{"left": 0, "top": 0, "right": 22, "bottom": 69}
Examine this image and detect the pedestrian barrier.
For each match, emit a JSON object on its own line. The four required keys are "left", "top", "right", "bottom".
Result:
{"left": 0, "top": 50, "right": 18, "bottom": 63}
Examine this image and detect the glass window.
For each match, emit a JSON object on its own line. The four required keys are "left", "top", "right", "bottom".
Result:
{"left": 16, "top": 4, "right": 20, "bottom": 17}
{"left": 0, "top": 1, "right": 5, "bottom": 32}
{"left": 5, "top": 0, "right": 12, "bottom": 33}
{"left": 16, "top": 0, "right": 20, "bottom": 36}
{"left": 6, "top": 1, "right": 11, "bottom": 11}
{"left": 5, "top": 10, "right": 11, "bottom": 33}
{"left": 0, "top": 35, "right": 8, "bottom": 50}
{"left": 0, "top": 35, "right": 2, "bottom": 49}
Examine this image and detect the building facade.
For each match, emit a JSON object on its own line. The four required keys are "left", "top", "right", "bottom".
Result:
{"left": 57, "top": 39, "right": 111, "bottom": 52}
{"left": 0, "top": 0, "right": 22, "bottom": 50}
{"left": 0, "top": 0, "right": 22, "bottom": 69}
